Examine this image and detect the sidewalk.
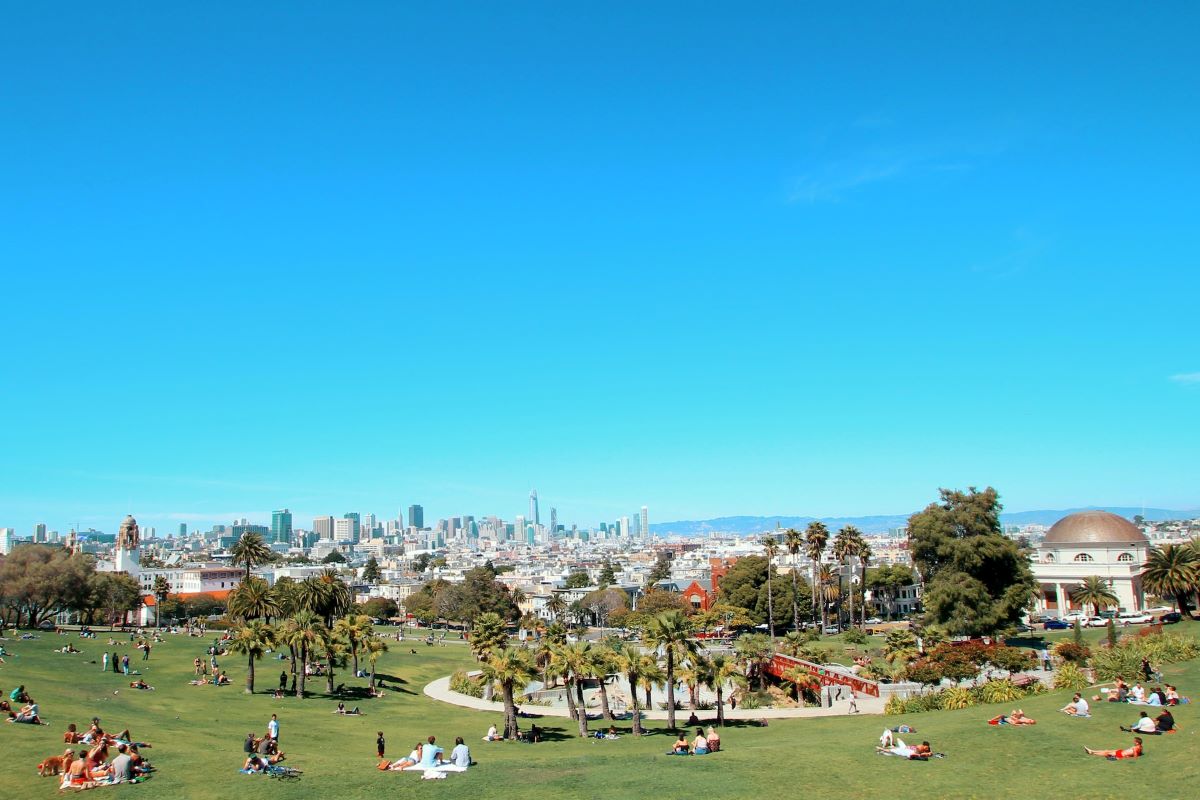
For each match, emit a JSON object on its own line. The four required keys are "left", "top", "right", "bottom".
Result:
{"left": 423, "top": 676, "right": 885, "bottom": 720}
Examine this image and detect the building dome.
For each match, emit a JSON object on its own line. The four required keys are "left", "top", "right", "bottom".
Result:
{"left": 1042, "top": 511, "right": 1147, "bottom": 546}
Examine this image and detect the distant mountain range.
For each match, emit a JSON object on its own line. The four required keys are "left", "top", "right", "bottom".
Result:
{"left": 650, "top": 506, "right": 1197, "bottom": 537}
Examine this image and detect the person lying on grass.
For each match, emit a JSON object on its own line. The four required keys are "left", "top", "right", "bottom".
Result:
{"left": 1085, "top": 737, "right": 1143, "bottom": 759}
{"left": 989, "top": 709, "right": 1036, "bottom": 726}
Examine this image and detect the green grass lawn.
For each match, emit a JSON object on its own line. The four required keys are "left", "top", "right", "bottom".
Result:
{"left": 3, "top": 623, "right": 1200, "bottom": 800}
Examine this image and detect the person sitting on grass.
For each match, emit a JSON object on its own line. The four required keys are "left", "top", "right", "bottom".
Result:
{"left": 668, "top": 733, "right": 690, "bottom": 755}
{"left": 66, "top": 749, "right": 95, "bottom": 787}
{"left": 692, "top": 728, "right": 710, "bottom": 755}
{"left": 1085, "top": 737, "right": 1143, "bottom": 759}
{"left": 10, "top": 701, "right": 42, "bottom": 724}
{"left": 1122, "top": 711, "right": 1158, "bottom": 734}
{"left": 706, "top": 726, "right": 721, "bottom": 752}
{"left": 483, "top": 724, "right": 500, "bottom": 741}
{"left": 1165, "top": 686, "right": 1180, "bottom": 705}
{"left": 449, "top": 737, "right": 472, "bottom": 768}
{"left": 244, "top": 754, "right": 268, "bottom": 773}
{"left": 129, "top": 679, "right": 153, "bottom": 690}
{"left": 386, "top": 743, "right": 422, "bottom": 770}
{"left": 417, "top": 736, "right": 444, "bottom": 768}
{"left": 1060, "top": 694, "right": 1090, "bottom": 716}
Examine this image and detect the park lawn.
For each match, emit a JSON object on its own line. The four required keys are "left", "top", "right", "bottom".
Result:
{"left": 2, "top": 624, "right": 1199, "bottom": 800}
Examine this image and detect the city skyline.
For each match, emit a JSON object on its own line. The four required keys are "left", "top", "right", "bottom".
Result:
{"left": 3, "top": 6, "right": 1198, "bottom": 534}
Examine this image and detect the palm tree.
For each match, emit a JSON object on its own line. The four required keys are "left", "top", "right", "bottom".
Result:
{"left": 319, "top": 625, "right": 347, "bottom": 694}
{"left": 363, "top": 634, "right": 388, "bottom": 693}
{"left": 1143, "top": 544, "right": 1199, "bottom": 613}
{"left": 228, "top": 620, "right": 275, "bottom": 694}
{"left": 333, "top": 614, "right": 373, "bottom": 677}
{"left": 609, "top": 641, "right": 646, "bottom": 736}
{"left": 1070, "top": 576, "right": 1120, "bottom": 617}
{"left": 857, "top": 540, "right": 873, "bottom": 626}
{"left": 781, "top": 666, "right": 820, "bottom": 704}
{"left": 481, "top": 647, "right": 537, "bottom": 740}
{"left": 642, "top": 611, "right": 698, "bottom": 730}
{"left": 832, "top": 526, "right": 861, "bottom": 628}
{"left": 297, "top": 569, "right": 352, "bottom": 627}
{"left": 637, "top": 654, "right": 666, "bottom": 717}
{"left": 586, "top": 644, "right": 617, "bottom": 721}
{"left": 780, "top": 630, "right": 806, "bottom": 658}
{"left": 734, "top": 632, "right": 774, "bottom": 692}
{"left": 280, "top": 611, "right": 324, "bottom": 698}
{"left": 816, "top": 565, "right": 840, "bottom": 630}
{"left": 704, "top": 653, "right": 746, "bottom": 726}
{"left": 152, "top": 575, "right": 171, "bottom": 628}
{"left": 230, "top": 532, "right": 272, "bottom": 582}
{"left": 676, "top": 659, "right": 702, "bottom": 710}
{"left": 228, "top": 576, "right": 280, "bottom": 622}
{"left": 882, "top": 628, "right": 919, "bottom": 665}
{"left": 784, "top": 528, "right": 804, "bottom": 632}
{"left": 549, "top": 641, "right": 595, "bottom": 737}
{"left": 545, "top": 594, "right": 567, "bottom": 623}
{"left": 762, "top": 534, "right": 779, "bottom": 638}
{"left": 805, "top": 522, "right": 830, "bottom": 628}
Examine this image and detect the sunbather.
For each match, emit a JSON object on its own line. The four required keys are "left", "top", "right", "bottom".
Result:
{"left": 1085, "top": 737, "right": 1143, "bottom": 759}
{"left": 386, "top": 742, "right": 423, "bottom": 770}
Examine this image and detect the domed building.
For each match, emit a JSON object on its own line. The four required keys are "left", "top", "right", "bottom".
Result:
{"left": 1032, "top": 511, "right": 1148, "bottom": 615}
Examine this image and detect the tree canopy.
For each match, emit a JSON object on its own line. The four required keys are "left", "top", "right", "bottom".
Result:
{"left": 716, "top": 554, "right": 810, "bottom": 629}
{"left": 909, "top": 487, "right": 1035, "bottom": 636}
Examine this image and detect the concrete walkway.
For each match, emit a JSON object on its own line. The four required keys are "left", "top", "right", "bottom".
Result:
{"left": 423, "top": 676, "right": 885, "bottom": 720}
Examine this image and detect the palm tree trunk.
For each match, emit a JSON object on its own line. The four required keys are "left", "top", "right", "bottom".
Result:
{"left": 628, "top": 676, "right": 643, "bottom": 736}
{"left": 246, "top": 653, "right": 255, "bottom": 694}
{"left": 766, "top": 566, "right": 775, "bottom": 639}
{"left": 502, "top": 682, "right": 518, "bottom": 739}
{"left": 574, "top": 678, "right": 589, "bottom": 737}
{"left": 791, "top": 570, "right": 800, "bottom": 633}
{"left": 563, "top": 677, "right": 579, "bottom": 727}
{"left": 326, "top": 650, "right": 335, "bottom": 694}
{"left": 296, "top": 645, "right": 307, "bottom": 698}
{"left": 644, "top": 685, "right": 652, "bottom": 711}
{"left": 351, "top": 638, "right": 359, "bottom": 676}
{"left": 665, "top": 650, "right": 677, "bottom": 729}
{"left": 597, "top": 676, "right": 613, "bottom": 721}
{"left": 717, "top": 686, "right": 725, "bottom": 726}
{"left": 369, "top": 661, "right": 377, "bottom": 693}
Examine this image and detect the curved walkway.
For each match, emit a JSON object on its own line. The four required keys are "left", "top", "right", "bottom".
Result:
{"left": 423, "top": 676, "right": 884, "bottom": 720}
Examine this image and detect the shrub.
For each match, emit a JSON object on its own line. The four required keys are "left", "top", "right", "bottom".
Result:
{"left": 979, "top": 679, "right": 1022, "bottom": 705}
{"left": 987, "top": 646, "right": 1035, "bottom": 674}
{"left": 1090, "top": 631, "right": 1199, "bottom": 681}
{"left": 843, "top": 628, "right": 868, "bottom": 645}
{"left": 906, "top": 692, "right": 943, "bottom": 713}
{"left": 1053, "top": 641, "right": 1091, "bottom": 664}
{"left": 1053, "top": 662, "right": 1089, "bottom": 691}
{"left": 884, "top": 695, "right": 907, "bottom": 715}
{"left": 449, "top": 669, "right": 485, "bottom": 698}
{"left": 940, "top": 687, "right": 975, "bottom": 710}
{"left": 737, "top": 692, "right": 762, "bottom": 710}
{"left": 1022, "top": 681, "right": 1048, "bottom": 696}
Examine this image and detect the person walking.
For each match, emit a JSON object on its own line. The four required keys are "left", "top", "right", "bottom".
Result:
{"left": 112, "top": 652, "right": 120, "bottom": 673}
{"left": 268, "top": 714, "right": 279, "bottom": 744}
{"left": 142, "top": 642, "right": 151, "bottom": 661}
{"left": 848, "top": 690, "right": 859, "bottom": 714}
{"left": 121, "top": 654, "right": 131, "bottom": 676}
{"left": 102, "top": 652, "right": 109, "bottom": 672}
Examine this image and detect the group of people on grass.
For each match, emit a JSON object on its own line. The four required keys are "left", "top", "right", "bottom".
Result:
{"left": 1094, "top": 676, "right": 1183, "bottom": 707}
{"left": 4, "top": 684, "right": 43, "bottom": 724}
{"left": 58, "top": 718, "right": 154, "bottom": 788}
{"left": 667, "top": 726, "right": 722, "bottom": 755}
{"left": 381, "top": 735, "right": 472, "bottom": 772}
{"left": 242, "top": 714, "right": 288, "bottom": 772}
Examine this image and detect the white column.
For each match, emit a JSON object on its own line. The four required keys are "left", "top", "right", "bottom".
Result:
{"left": 1055, "top": 583, "right": 1067, "bottom": 613}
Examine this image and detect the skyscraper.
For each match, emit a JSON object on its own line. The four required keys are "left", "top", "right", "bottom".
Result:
{"left": 314, "top": 515, "right": 335, "bottom": 540}
{"left": 515, "top": 515, "right": 525, "bottom": 544}
{"left": 641, "top": 506, "right": 649, "bottom": 540}
{"left": 619, "top": 516, "right": 631, "bottom": 538}
{"left": 34, "top": 522, "right": 47, "bottom": 542}
{"left": 408, "top": 505, "right": 424, "bottom": 529}
{"left": 343, "top": 512, "right": 360, "bottom": 542}
{"left": 179, "top": 522, "right": 187, "bottom": 537}
{"left": 334, "top": 518, "right": 355, "bottom": 542}
{"left": 272, "top": 509, "right": 293, "bottom": 545}
{"left": 529, "top": 490, "right": 539, "bottom": 526}
{"left": 549, "top": 507, "right": 557, "bottom": 537}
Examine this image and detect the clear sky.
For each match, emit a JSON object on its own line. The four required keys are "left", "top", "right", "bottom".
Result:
{"left": 2, "top": 3, "right": 1198, "bottom": 535}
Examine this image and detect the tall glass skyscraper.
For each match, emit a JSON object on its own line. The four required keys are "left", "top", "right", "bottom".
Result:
{"left": 529, "top": 490, "right": 540, "bottom": 526}
{"left": 271, "top": 509, "right": 293, "bottom": 545}
{"left": 408, "top": 505, "right": 424, "bottom": 529}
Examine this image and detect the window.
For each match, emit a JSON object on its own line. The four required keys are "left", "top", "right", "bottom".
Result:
{"left": 1073, "top": 553, "right": 1093, "bottom": 562}
{"left": 1117, "top": 553, "right": 1134, "bottom": 562}
{"left": 1043, "top": 553, "right": 1055, "bottom": 562}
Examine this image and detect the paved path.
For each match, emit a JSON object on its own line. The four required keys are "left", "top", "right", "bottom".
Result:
{"left": 423, "top": 676, "right": 885, "bottom": 720}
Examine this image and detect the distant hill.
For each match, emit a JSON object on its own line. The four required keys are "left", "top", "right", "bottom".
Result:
{"left": 650, "top": 506, "right": 1197, "bottom": 537}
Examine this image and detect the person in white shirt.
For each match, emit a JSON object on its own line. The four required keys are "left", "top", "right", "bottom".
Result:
{"left": 267, "top": 714, "right": 279, "bottom": 742}
{"left": 1130, "top": 684, "right": 1146, "bottom": 703}
{"left": 1059, "top": 693, "right": 1089, "bottom": 716}
{"left": 483, "top": 724, "right": 499, "bottom": 741}
{"left": 450, "top": 737, "right": 471, "bottom": 768}
{"left": 1126, "top": 712, "right": 1157, "bottom": 733}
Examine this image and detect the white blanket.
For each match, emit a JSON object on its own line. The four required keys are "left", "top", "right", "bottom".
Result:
{"left": 402, "top": 763, "right": 467, "bottom": 773}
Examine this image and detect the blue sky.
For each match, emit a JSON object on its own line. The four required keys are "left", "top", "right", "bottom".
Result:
{"left": 2, "top": 3, "right": 1198, "bottom": 535}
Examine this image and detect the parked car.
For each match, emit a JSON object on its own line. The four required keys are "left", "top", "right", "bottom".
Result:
{"left": 1062, "top": 612, "right": 1088, "bottom": 623}
{"left": 823, "top": 625, "right": 842, "bottom": 635}
{"left": 1117, "top": 612, "right": 1153, "bottom": 625}
{"left": 864, "top": 617, "right": 883, "bottom": 625}
{"left": 1159, "top": 611, "right": 1183, "bottom": 624}
{"left": 1043, "top": 619, "right": 1070, "bottom": 630}
{"left": 1085, "top": 616, "right": 1109, "bottom": 628}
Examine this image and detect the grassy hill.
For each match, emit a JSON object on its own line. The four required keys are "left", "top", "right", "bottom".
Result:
{"left": 2, "top": 623, "right": 1199, "bottom": 800}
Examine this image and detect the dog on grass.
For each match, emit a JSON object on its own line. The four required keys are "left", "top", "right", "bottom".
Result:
{"left": 37, "top": 749, "right": 75, "bottom": 776}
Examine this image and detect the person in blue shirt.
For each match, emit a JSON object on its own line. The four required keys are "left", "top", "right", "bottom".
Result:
{"left": 418, "top": 736, "right": 444, "bottom": 767}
